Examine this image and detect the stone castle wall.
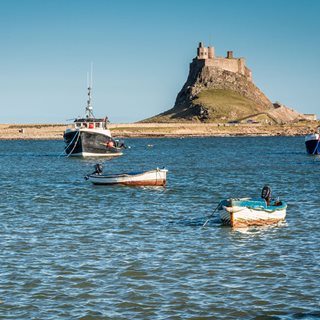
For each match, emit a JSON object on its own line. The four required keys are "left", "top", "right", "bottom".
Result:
{"left": 196, "top": 42, "right": 252, "bottom": 81}
{"left": 303, "top": 114, "right": 317, "bottom": 121}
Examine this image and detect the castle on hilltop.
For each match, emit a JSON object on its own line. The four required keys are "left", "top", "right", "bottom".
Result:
{"left": 143, "top": 41, "right": 311, "bottom": 123}
{"left": 194, "top": 42, "right": 252, "bottom": 81}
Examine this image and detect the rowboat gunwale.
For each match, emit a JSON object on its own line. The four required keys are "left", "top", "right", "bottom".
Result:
{"left": 87, "top": 168, "right": 168, "bottom": 186}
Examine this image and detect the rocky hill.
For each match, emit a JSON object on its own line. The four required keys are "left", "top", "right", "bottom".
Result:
{"left": 143, "top": 43, "right": 307, "bottom": 124}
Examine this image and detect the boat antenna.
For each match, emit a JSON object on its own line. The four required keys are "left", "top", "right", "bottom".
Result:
{"left": 85, "top": 63, "right": 94, "bottom": 119}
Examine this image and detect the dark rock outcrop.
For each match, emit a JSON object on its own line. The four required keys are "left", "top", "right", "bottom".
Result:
{"left": 174, "top": 61, "right": 273, "bottom": 112}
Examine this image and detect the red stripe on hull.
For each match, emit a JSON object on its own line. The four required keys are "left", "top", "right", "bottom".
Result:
{"left": 92, "top": 179, "right": 166, "bottom": 186}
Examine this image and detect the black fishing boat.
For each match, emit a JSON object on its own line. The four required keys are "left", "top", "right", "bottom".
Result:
{"left": 63, "top": 73, "right": 124, "bottom": 157}
{"left": 305, "top": 128, "right": 320, "bottom": 155}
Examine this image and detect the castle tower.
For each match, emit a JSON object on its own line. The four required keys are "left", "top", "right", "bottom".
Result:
{"left": 226, "top": 51, "right": 233, "bottom": 59}
{"left": 197, "top": 42, "right": 214, "bottom": 59}
{"left": 197, "top": 42, "right": 208, "bottom": 59}
{"left": 208, "top": 46, "right": 215, "bottom": 59}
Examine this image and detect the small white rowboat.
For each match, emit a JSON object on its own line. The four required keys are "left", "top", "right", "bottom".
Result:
{"left": 86, "top": 168, "right": 168, "bottom": 186}
{"left": 218, "top": 198, "right": 287, "bottom": 228}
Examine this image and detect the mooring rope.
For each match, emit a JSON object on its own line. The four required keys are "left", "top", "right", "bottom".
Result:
{"left": 202, "top": 201, "right": 223, "bottom": 228}
{"left": 66, "top": 130, "right": 81, "bottom": 157}
{"left": 312, "top": 137, "right": 320, "bottom": 155}
{"left": 59, "top": 130, "right": 80, "bottom": 157}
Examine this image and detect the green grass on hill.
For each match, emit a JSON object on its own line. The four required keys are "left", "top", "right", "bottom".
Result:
{"left": 142, "top": 89, "right": 270, "bottom": 123}
{"left": 192, "top": 89, "right": 266, "bottom": 122}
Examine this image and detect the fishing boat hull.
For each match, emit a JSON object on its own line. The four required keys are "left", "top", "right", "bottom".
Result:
{"left": 219, "top": 198, "right": 287, "bottom": 228}
{"left": 88, "top": 169, "right": 168, "bottom": 186}
{"left": 64, "top": 129, "right": 122, "bottom": 157}
{"left": 305, "top": 133, "right": 320, "bottom": 155}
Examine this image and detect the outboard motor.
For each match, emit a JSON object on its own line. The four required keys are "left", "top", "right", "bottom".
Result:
{"left": 84, "top": 163, "right": 103, "bottom": 180}
{"left": 261, "top": 185, "right": 272, "bottom": 205}
{"left": 117, "top": 139, "right": 126, "bottom": 149}
{"left": 94, "top": 163, "right": 103, "bottom": 175}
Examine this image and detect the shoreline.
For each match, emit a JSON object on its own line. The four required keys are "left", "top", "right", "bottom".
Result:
{"left": 0, "top": 122, "right": 319, "bottom": 140}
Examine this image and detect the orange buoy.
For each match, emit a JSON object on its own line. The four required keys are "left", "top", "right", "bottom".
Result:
{"left": 107, "top": 141, "right": 114, "bottom": 148}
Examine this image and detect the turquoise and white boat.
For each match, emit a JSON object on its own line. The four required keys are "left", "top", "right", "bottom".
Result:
{"left": 218, "top": 198, "right": 287, "bottom": 228}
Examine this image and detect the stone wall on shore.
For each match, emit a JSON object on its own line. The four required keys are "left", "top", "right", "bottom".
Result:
{"left": 0, "top": 122, "right": 319, "bottom": 140}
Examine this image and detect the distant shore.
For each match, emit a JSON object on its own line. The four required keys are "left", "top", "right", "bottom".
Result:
{"left": 0, "top": 122, "right": 319, "bottom": 140}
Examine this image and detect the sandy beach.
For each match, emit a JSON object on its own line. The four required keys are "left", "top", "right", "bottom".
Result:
{"left": 0, "top": 121, "right": 319, "bottom": 140}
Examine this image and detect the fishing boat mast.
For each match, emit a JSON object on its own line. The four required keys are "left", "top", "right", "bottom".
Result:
{"left": 85, "top": 64, "right": 94, "bottom": 119}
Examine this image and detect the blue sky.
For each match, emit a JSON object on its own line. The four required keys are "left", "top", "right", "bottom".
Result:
{"left": 0, "top": 0, "right": 319, "bottom": 123}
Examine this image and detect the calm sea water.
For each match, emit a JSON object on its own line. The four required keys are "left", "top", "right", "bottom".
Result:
{"left": 0, "top": 137, "right": 319, "bottom": 319}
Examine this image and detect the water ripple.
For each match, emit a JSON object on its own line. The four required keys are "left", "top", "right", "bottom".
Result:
{"left": 0, "top": 137, "right": 319, "bottom": 319}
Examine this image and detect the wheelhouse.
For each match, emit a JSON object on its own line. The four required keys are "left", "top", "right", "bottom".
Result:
{"left": 73, "top": 118, "right": 108, "bottom": 130}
